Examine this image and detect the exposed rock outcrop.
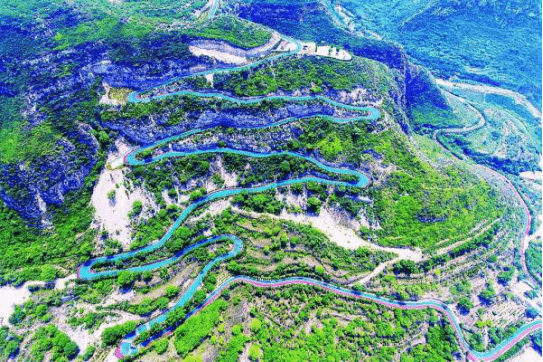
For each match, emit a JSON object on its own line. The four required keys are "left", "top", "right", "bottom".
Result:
{"left": 101, "top": 99, "right": 361, "bottom": 144}
{"left": 0, "top": 13, "right": 449, "bottom": 222}
{"left": 0, "top": 124, "right": 99, "bottom": 221}
{"left": 189, "top": 30, "right": 281, "bottom": 59}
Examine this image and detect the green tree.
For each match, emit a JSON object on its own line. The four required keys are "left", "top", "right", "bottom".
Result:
{"left": 250, "top": 319, "right": 262, "bottom": 333}
{"left": 457, "top": 297, "right": 474, "bottom": 314}
{"left": 479, "top": 283, "right": 496, "bottom": 305}
{"left": 98, "top": 131, "right": 110, "bottom": 144}
{"left": 154, "top": 338, "right": 168, "bottom": 354}
{"left": 101, "top": 327, "right": 121, "bottom": 346}
{"left": 231, "top": 324, "right": 242, "bottom": 336}
{"left": 497, "top": 266, "right": 515, "bottom": 285}
{"left": 117, "top": 270, "right": 135, "bottom": 288}
{"left": 107, "top": 189, "right": 116, "bottom": 201}
{"left": 64, "top": 341, "right": 79, "bottom": 359}
{"left": 166, "top": 285, "right": 179, "bottom": 298}
{"left": 40, "top": 265, "right": 57, "bottom": 281}
{"left": 155, "top": 297, "right": 169, "bottom": 310}
{"left": 9, "top": 305, "right": 26, "bottom": 325}
{"left": 280, "top": 160, "right": 290, "bottom": 173}
{"left": 393, "top": 260, "right": 419, "bottom": 275}
{"left": 307, "top": 197, "right": 321, "bottom": 213}
{"left": 82, "top": 345, "right": 95, "bottom": 360}
{"left": 102, "top": 321, "right": 136, "bottom": 346}
{"left": 249, "top": 344, "right": 262, "bottom": 360}
{"left": 129, "top": 200, "right": 143, "bottom": 217}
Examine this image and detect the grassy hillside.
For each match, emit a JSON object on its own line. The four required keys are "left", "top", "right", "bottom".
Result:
{"left": 102, "top": 54, "right": 503, "bottom": 250}
{"left": 0, "top": 3, "right": 537, "bottom": 361}
{"left": 0, "top": 1, "right": 272, "bottom": 165}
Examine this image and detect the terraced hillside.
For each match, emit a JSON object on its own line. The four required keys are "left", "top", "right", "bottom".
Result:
{"left": 0, "top": 1, "right": 540, "bottom": 362}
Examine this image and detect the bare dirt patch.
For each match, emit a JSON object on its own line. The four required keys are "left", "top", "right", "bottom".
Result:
{"left": 0, "top": 285, "right": 33, "bottom": 326}
{"left": 100, "top": 82, "right": 131, "bottom": 106}
{"left": 234, "top": 205, "right": 422, "bottom": 284}
{"left": 92, "top": 141, "right": 155, "bottom": 248}
{"left": 189, "top": 46, "right": 247, "bottom": 64}
{"left": 511, "top": 346, "right": 541, "bottom": 362}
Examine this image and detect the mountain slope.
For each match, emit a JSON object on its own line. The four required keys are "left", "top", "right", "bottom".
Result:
{"left": 339, "top": 0, "right": 542, "bottom": 108}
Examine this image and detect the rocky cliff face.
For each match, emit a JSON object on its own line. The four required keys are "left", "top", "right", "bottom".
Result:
{"left": 188, "top": 32, "right": 280, "bottom": 59}
{"left": 0, "top": 124, "right": 99, "bottom": 221}
{"left": 22, "top": 43, "right": 222, "bottom": 103}
{"left": 405, "top": 64, "right": 449, "bottom": 114}
{"left": 0, "top": 18, "right": 447, "bottom": 222}
{"left": 93, "top": 56, "right": 221, "bottom": 91}
{"left": 0, "top": 42, "right": 220, "bottom": 221}
{"left": 102, "top": 99, "right": 362, "bottom": 144}
{"left": 161, "top": 121, "right": 381, "bottom": 176}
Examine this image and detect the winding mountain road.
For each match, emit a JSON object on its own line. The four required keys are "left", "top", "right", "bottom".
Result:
{"left": 433, "top": 88, "right": 538, "bottom": 288}
{"left": 79, "top": 26, "right": 541, "bottom": 361}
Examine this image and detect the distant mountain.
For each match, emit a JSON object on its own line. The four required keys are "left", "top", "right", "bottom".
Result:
{"left": 340, "top": 0, "right": 542, "bottom": 107}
